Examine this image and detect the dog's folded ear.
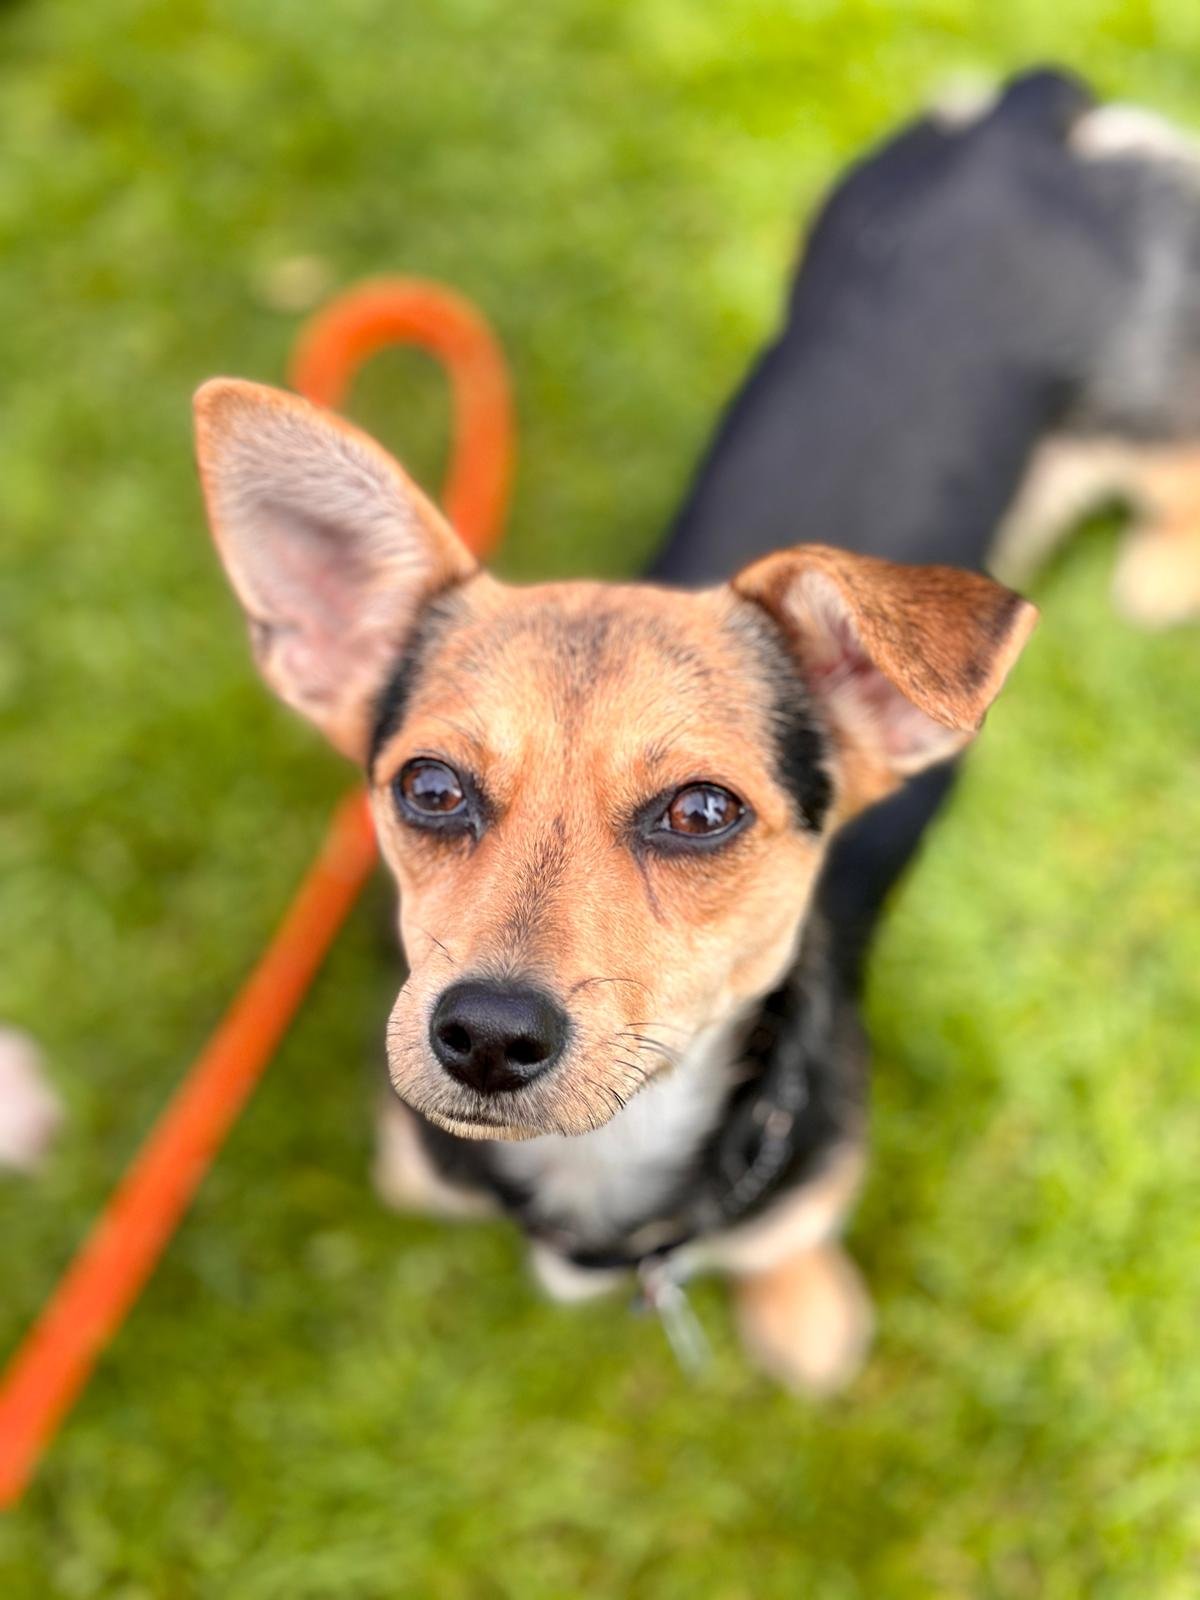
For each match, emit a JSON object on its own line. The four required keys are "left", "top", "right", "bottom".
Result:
{"left": 733, "top": 544, "right": 1037, "bottom": 789}
{"left": 194, "top": 379, "right": 478, "bottom": 761}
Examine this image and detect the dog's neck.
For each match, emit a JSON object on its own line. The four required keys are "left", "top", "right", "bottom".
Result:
{"left": 490, "top": 1014, "right": 747, "bottom": 1249}
{"left": 465, "top": 913, "right": 867, "bottom": 1262}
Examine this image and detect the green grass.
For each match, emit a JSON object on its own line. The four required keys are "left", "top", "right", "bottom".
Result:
{"left": 2, "top": 1, "right": 1199, "bottom": 1594}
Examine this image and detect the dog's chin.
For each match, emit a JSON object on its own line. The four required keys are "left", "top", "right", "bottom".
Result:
{"left": 390, "top": 1073, "right": 637, "bottom": 1142}
{"left": 388, "top": 1044, "right": 669, "bottom": 1142}
{"left": 411, "top": 1098, "right": 618, "bottom": 1143}
{"left": 421, "top": 1105, "right": 536, "bottom": 1142}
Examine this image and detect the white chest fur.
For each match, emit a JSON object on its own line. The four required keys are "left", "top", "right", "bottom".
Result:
{"left": 492, "top": 1021, "right": 740, "bottom": 1246}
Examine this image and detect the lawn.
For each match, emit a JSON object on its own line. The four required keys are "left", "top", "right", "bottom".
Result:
{"left": 1, "top": 1, "right": 1199, "bottom": 1595}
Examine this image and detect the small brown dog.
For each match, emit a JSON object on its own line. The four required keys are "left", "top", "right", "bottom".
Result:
{"left": 192, "top": 67, "right": 1200, "bottom": 1389}
{"left": 194, "top": 378, "right": 1034, "bottom": 1389}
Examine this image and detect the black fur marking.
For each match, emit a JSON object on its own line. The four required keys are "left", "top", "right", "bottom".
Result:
{"left": 368, "top": 596, "right": 459, "bottom": 775}
{"left": 772, "top": 690, "right": 834, "bottom": 832}
{"left": 729, "top": 605, "right": 834, "bottom": 833}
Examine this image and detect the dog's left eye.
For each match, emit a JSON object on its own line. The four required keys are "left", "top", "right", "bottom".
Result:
{"left": 659, "top": 784, "right": 745, "bottom": 840}
{"left": 394, "top": 759, "right": 468, "bottom": 825}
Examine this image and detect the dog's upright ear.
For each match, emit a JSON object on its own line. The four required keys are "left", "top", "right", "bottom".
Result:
{"left": 194, "top": 379, "right": 478, "bottom": 762}
{"left": 734, "top": 543, "right": 1037, "bottom": 801}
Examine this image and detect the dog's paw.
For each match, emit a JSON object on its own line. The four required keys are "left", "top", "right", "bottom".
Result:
{"left": 735, "top": 1241, "right": 873, "bottom": 1396}
{"left": 528, "top": 1242, "right": 628, "bottom": 1304}
{"left": 0, "top": 1028, "right": 63, "bottom": 1174}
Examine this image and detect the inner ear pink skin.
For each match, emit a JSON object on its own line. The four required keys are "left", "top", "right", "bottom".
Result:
{"left": 733, "top": 543, "right": 1037, "bottom": 780}
{"left": 193, "top": 377, "right": 477, "bottom": 761}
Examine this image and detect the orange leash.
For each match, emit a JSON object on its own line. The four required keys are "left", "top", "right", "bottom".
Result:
{"left": 0, "top": 279, "right": 514, "bottom": 1508}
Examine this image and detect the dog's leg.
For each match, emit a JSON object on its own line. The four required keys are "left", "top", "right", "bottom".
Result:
{"left": 372, "top": 1094, "right": 496, "bottom": 1219}
{"left": 1111, "top": 444, "right": 1200, "bottom": 627}
{"left": 734, "top": 1239, "right": 873, "bottom": 1395}
{"left": 696, "top": 1145, "right": 870, "bottom": 1393}
{"left": 1114, "top": 518, "right": 1200, "bottom": 626}
{"left": 991, "top": 436, "right": 1141, "bottom": 588}
{"left": 993, "top": 435, "right": 1200, "bottom": 627}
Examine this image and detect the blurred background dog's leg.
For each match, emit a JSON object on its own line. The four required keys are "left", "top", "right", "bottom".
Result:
{"left": 993, "top": 436, "right": 1200, "bottom": 629}
{"left": 0, "top": 1029, "right": 62, "bottom": 1175}
{"left": 990, "top": 438, "right": 1143, "bottom": 588}
{"left": 1112, "top": 445, "right": 1200, "bottom": 626}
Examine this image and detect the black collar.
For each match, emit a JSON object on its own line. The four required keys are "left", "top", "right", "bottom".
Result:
{"left": 526, "top": 922, "right": 865, "bottom": 1274}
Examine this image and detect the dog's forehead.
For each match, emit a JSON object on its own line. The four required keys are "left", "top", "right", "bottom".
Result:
{"left": 412, "top": 578, "right": 771, "bottom": 739}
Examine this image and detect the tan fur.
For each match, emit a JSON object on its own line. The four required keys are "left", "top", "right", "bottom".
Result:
{"left": 993, "top": 434, "right": 1200, "bottom": 627}
{"left": 735, "top": 1241, "right": 874, "bottom": 1395}
{"left": 1113, "top": 446, "right": 1200, "bottom": 626}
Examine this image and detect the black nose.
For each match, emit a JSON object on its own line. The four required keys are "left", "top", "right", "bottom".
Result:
{"left": 429, "top": 980, "right": 568, "bottom": 1095}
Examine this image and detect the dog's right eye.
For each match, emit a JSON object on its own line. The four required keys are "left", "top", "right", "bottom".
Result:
{"left": 394, "top": 759, "right": 468, "bottom": 827}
